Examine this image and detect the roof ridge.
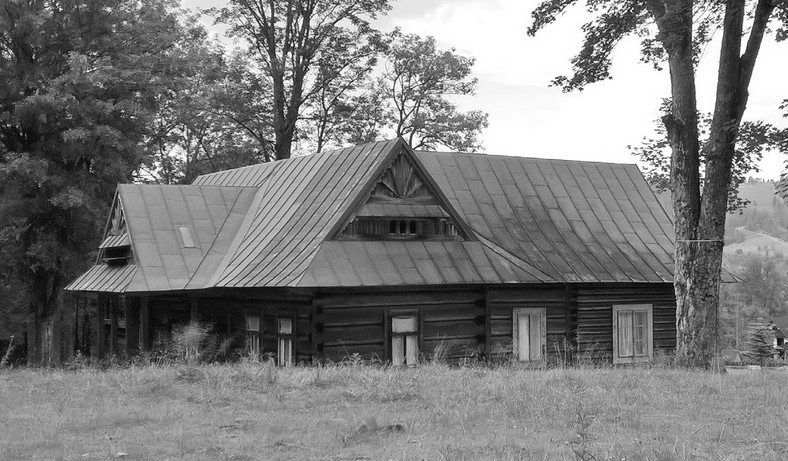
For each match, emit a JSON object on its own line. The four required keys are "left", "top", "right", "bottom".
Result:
{"left": 192, "top": 140, "right": 397, "bottom": 185}
{"left": 205, "top": 178, "right": 276, "bottom": 288}
{"left": 415, "top": 150, "right": 639, "bottom": 168}
{"left": 184, "top": 188, "right": 254, "bottom": 289}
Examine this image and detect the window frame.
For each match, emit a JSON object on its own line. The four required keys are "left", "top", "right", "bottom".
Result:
{"left": 387, "top": 310, "right": 420, "bottom": 367}
{"left": 277, "top": 317, "right": 295, "bottom": 367}
{"left": 244, "top": 312, "right": 261, "bottom": 357}
{"left": 612, "top": 304, "right": 654, "bottom": 364}
{"left": 512, "top": 308, "right": 547, "bottom": 362}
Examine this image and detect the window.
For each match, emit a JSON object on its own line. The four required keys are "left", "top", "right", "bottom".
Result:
{"left": 612, "top": 304, "right": 653, "bottom": 364}
{"left": 277, "top": 318, "right": 294, "bottom": 366}
{"left": 178, "top": 226, "right": 195, "bottom": 248}
{"left": 245, "top": 314, "right": 260, "bottom": 356}
{"left": 513, "top": 308, "right": 546, "bottom": 362}
{"left": 391, "top": 315, "right": 419, "bottom": 366}
{"left": 340, "top": 218, "right": 460, "bottom": 240}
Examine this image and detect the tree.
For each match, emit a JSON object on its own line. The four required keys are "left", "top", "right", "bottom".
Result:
{"left": 377, "top": 30, "right": 489, "bottom": 151}
{"left": 143, "top": 37, "right": 268, "bottom": 184}
{"left": 744, "top": 323, "right": 776, "bottom": 365}
{"left": 632, "top": 108, "right": 787, "bottom": 212}
{"left": 215, "top": 0, "right": 391, "bottom": 160}
{"left": 529, "top": 0, "right": 788, "bottom": 366}
{"left": 0, "top": 0, "right": 203, "bottom": 364}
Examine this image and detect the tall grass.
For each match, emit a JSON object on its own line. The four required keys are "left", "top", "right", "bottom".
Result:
{"left": 1, "top": 363, "right": 786, "bottom": 460}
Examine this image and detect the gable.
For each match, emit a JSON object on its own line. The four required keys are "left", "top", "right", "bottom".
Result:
{"left": 97, "top": 193, "right": 134, "bottom": 266}
{"left": 333, "top": 143, "right": 472, "bottom": 242}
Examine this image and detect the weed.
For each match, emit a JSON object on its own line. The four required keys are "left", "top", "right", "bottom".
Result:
{"left": 568, "top": 402, "right": 599, "bottom": 461}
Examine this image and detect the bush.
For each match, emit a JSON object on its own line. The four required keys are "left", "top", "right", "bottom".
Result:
{"left": 744, "top": 325, "right": 776, "bottom": 366}
{"left": 148, "top": 321, "right": 232, "bottom": 365}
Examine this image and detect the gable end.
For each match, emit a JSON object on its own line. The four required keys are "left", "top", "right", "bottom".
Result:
{"left": 330, "top": 141, "right": 474, "bottom": 242}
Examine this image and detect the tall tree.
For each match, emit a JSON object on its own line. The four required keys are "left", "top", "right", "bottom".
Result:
{"left": 379, "top": 30, "right": 489, "bottom": 151}
{"left": 215, "top": 0, "right": 391, "bottom": 160}
{"left": 143, "top": 35, "right": 268, "bottom": 184}
{"left": 529, "top": 0, "right": 788, "bottom": 366}
{"left": 0, "top": 0, "right": 200, "bottom": 364}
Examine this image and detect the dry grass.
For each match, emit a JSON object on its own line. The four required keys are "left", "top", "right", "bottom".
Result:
{"left": 1, "top": 363, "right": 787, "bottom": 460}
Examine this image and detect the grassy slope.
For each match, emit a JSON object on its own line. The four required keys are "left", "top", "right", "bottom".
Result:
{"left": 1, "top": 364, "right": 787, "bottom": 460}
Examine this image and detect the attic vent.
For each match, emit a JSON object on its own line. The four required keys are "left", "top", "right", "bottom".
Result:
{"left": 98, "top": 233, "right": 131, "bottom": 266}
{"left": 178, "top": 226, "right": 195, "bottom": 248}
{"left": 339, "top": 218, "right": 461, "bottom": 240}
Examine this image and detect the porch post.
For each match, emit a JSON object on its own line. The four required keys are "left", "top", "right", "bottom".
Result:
{"left": 125, "top": 297, "right": 139, "bottom": 354}
{"left": 140, "top": 295, "right": 150, "bottom": 352}
{"left": 190, "top": 296, "right": 200, "bottom": 322}
{"left": 96, "top": 294, "right": 107, "bottom": 359}
{"left": 109, "top": 297, "right": 118, "bottom": 356}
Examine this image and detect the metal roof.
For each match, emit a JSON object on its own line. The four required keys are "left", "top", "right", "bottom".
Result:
{"left": 64, "top": 264, "right": 138, "bottom": 293}
{"left": 417, "top": 151, "right": 676, "bottom": 283}
{"left": 298, "top": 241, "right": 553, "bottom": 287}
{"left": 67, "top": 138, "right": 679, "bottom": 293}
{"left": 98, "top": 234, "right": 130, "bottom": 248}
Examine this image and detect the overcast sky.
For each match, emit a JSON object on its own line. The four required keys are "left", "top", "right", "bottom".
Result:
{"left": 186, "top": 0, "right": 788, "bottom": 179}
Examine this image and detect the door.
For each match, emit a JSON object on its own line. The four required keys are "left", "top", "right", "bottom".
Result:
{"left": 513, "top": 308, "right": 546, "bottom": 362}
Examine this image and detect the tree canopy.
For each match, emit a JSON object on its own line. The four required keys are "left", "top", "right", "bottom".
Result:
{"left": 0, "top": 0, "right": 216, "bottom": 363}
{"left": 215, "top": 0, "right": 392, "bottom": 160}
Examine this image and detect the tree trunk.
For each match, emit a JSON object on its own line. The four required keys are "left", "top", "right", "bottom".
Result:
{"left": 675, "top": 0, "right": 746, "bottom": 366}
{"left": 650, "top": 0, "right": 709, "bottom": 367}
{"left": 26, "top": 269, "right": 69, "bottom": 366}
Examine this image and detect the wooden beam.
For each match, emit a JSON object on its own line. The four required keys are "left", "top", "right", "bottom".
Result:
{"left": 484, "top": 287, "right": 491, "bottom": 360}
{"left": 96, "top": 294, "right": 107, "bottom": 359}
{"left": 190, "top": 296, "right": 200, "bottom": 322}
{"left": 125, "top": 297, "right": 139, "bottom": 355}
{"left": 140, "top": 295, "right": 150, "bottom": 352}
{"left": 109, "top": 297, "right": 118, "bottom": 356}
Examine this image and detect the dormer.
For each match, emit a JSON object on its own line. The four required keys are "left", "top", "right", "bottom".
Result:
{"left": 336, "top": 143, "right": 470, "bottom": 241}
{"left": 98, "top": 195, "right": 133, "bottom": 266}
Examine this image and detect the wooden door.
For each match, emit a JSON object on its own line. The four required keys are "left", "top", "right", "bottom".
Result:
{"left": 513, "top": 308, "right": 546, "bottom": 362}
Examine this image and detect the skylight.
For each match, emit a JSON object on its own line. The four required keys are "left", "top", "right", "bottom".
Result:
{"left": 178, "top": 226, "right": 195, "bottom": 248}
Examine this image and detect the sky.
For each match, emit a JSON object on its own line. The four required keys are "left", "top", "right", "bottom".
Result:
{"left": 186, "top": 0, "right": 788, "bottom": 179}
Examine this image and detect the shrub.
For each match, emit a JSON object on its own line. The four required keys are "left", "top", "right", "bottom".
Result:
{"left": 149, "top": 321, "right": 231, "bottom": 365}
{"left": 744, "top": 325, "right": 775, "bottom": 366}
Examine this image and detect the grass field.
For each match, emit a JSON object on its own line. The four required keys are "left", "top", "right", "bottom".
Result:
{"left": 1, "top": 363, "right": 787, "bottom": 460}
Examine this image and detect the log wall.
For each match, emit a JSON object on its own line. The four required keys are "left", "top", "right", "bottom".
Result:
{"left": 313, "top": 290, "right": 485, "bottom": 362}
{"left": 574, "top": 284, "right": 676, "bottom": 361}
{"left": 487, "top": 287, "right": 569, "bottom": 360}
{"left": 110, "top": 283, "right": 676, "bottom": 365}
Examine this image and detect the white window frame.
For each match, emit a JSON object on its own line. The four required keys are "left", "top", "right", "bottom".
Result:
{"left": 390, "top": 314, "right": 419, "bottom": 367}
{"left": 513, "top": 308, "right": 547, "bottom": 362}
{"left": 612, "top": 304, "right": 654, "bottom": 364}
{"left": 245, "top": 314, "right": 261, "bottom": 357}
{"left": 277, "top": 317, "right": 294, "bottom": 367}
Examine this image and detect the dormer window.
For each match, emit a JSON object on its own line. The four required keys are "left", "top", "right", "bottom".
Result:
{"left": 99, "top": 234, "right": 132, "bottom": 266}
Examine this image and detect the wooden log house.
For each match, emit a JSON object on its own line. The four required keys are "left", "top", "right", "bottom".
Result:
{"left": 66, "top": 138, "right": 684, "bottom": 365}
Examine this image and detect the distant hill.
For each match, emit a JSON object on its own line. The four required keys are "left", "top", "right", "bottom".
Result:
{"left": 653, "top": 180, "right": 783, "bottom": 219}
{"left": 653, "top": 180, "right": 788, "bottom": 257}
{"left": 735, "top": 181, "right": 783, "bottom": 207}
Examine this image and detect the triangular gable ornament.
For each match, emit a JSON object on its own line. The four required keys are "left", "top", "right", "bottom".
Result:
{"left": 332, "top": 140, "right": 475, "bottom": 241}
